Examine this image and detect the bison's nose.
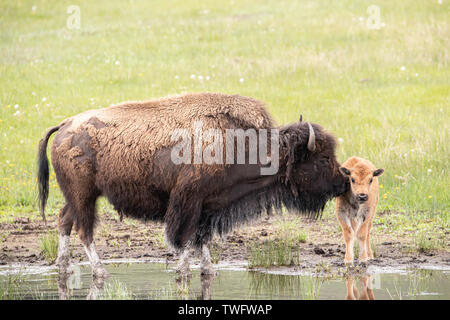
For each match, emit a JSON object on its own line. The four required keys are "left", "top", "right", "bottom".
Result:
{"left": 356, "top": 193, "right": 368, "bottom": 202}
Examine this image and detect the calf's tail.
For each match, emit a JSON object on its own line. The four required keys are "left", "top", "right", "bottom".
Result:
{"left": 37, "top": 126, "right": 60, "bottom": 223}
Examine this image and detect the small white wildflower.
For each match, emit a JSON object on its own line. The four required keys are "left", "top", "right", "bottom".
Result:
{"left": 6, "top": 160, "right": 9, "bottom": 164}
{"left": 42, "top": 97, "right": 46, "bottom": 102}
{"left": 381, "top": 22, "right": 386, "bottom": 28}
{"left": 32, "top": 5, "right": 37, "bottom": 12}
{"left": 427, "top": 168, "right": 432, "bottom": 173}
{"left": 32, "top": 92, "right": 36, "bottom": 96}
{"left": 115, "top": 61, "right": 120, "bottom": 65}
{"left": 190, "top": 74, "right": 196, "bottom": 80}
{"left": 205, "top": 76, "right": 210, "bottom": 81}
{"left": 13, "top": 110, "right": 20, "bottom": 116}
{"left": 20, "top": 140, "right": 24, "bottom": 144}
{"left": 400, "top": 66, "right": 406, "bottom": 71}
{"left": 438, "top": 0, "right": 442, "bottom": 4}
{"left": 198, "top": 75, "right": 203, "bottom": 81}
{"left": 415, "top": 73, "right": 419, "bottom": 77}
{"left": 174, "top": 75, "right": 179, "bottom": 79}
{"left": 338, "top": 138, "right": 344, "bottom": 143}
{"left": 14, "top": 104, "right": 19, "bottom": 109}
{"left": 239, "top": 78, "right": 244, "bottom": 83}
{"left": 359, "top": 17, "right": 364, "bottom": 21}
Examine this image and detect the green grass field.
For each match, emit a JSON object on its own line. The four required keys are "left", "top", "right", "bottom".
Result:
{"left": 0, "top": 1, "right": 448, "bottom": 237}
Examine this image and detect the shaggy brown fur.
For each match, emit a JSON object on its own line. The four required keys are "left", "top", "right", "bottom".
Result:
{"left": 37, "top": 92, "right": 348, "bottom": 254}
{"left": 336, "top": 156, "right": 384, "bottom": 264}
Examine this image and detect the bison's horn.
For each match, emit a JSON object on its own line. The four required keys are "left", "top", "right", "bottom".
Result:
{"left": 299, "top": 115, "right": 303, "bottom": 122}
{"left": 307, "top": 122, "right": 316, "bottom": 152}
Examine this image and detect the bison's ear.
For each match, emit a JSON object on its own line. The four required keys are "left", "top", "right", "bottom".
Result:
{"left": 339, "top": 167, "right": 351, "bottom": 176}
{"left": 373, "top": 168, "right": 384, "bottom": 177}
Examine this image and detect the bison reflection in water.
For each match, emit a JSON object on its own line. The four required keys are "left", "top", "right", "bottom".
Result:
{"left": 37, "top": 93, "right": 348, "bottom": 280}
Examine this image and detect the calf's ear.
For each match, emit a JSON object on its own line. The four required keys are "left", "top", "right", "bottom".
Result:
{"left": 373, "top": 168, "right": 384, "bottom": 177}
{"left": 339, "top": 167, "right": 351, "bottom": 176}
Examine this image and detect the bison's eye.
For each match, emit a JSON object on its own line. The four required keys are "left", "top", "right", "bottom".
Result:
{"left": 320, "top": 156, "right": 330, "bottom": 165}
{"left": 351, "top": 178, "right": 355, "bottom": 183}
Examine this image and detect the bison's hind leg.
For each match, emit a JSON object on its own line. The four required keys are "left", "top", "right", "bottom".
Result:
{"left": 56, "top": 203, "right": 73, "bottom": 275}
{"left": 74, "top": 197, "right": 109, "bottom": 279}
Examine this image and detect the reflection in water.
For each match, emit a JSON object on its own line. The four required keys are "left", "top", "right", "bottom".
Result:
{"left": 2, "top": 262, "right": 448, "bottom": 300}
{"left": 175, "top": 274, "right": 191, "bottom": 300}
{"left": 248, "top": 272, "right": 323, "bottom": 300}
{"left": 58, "top": 271, "right": 106, "bottom": 300}
{"left": 345, "top": 275, "right": 375, "bottom": 300}
{"left": 57, "top": 269, "right": 217, "bottom": 300}
{"left": 198, "top": 274, "right": 216, "bottom": 300}
{"left": 175, "top": 273, "right": 216, "bottom": 300}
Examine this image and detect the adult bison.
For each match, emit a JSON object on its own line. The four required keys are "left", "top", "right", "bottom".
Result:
{"left": 37, "top": 92, "right": 348, "bottom": 277}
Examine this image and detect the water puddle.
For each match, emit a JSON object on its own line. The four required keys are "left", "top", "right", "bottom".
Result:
{"left": 0, "top": 261, "right": 448, "bottom": 300}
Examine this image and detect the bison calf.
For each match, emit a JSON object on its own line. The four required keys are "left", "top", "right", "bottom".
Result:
{"left": 336, "top": 156, "right": 384, "bottom": 264}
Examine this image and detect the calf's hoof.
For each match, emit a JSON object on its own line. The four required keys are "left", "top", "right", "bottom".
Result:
{"left": 344, "top": 259, "right": 354, "bottom": 266}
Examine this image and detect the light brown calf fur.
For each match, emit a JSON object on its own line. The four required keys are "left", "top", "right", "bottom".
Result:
{"left": 336, "top": 156, "right": 384, "bottom": 264}
{"left": 345, "top": 275, "right": 375, "bottom": 300}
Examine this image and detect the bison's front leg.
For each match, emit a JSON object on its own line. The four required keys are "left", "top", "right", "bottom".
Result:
{"left": 200, "top": 244, "right": 217, "bottom": 276}
{"left": 176, "top": 246, "right": 192, "bottom": 275}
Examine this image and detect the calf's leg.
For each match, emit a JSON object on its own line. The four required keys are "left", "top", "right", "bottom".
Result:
{"left": 357, "top": 224, "right": 369, "bottom": 263}
{"left": 366, "top": 221, "right": 374, "bottom": 259}
{"left": 339, "top": 220, "right": 355, "bottom": 265}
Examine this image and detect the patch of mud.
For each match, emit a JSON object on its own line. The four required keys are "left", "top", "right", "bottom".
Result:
{"left": 0, "top": 213, "right": 449, "bottom": 273}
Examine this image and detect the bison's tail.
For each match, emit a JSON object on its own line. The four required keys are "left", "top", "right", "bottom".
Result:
{"left": 37, "top": 126, "right": 60, "bottom": 224}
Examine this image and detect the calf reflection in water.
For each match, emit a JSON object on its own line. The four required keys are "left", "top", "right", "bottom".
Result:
{"left": 345, "top": 275, "right": 375, "bottom": 300}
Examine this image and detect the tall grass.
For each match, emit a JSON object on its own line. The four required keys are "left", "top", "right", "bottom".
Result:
{"left": 39, "top": 230, "right": 59, "bottom": 264}
{"left": 0, "top": 271, "right": 26, "bottom": 300}
{"left": 99, "top": 280, "right": 133, "bottom": 300}
{"left": 248, "top": 240, "right": 301, "bottom": 268}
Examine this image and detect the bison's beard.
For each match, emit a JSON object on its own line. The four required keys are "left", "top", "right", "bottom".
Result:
{"left": 193, "top": 180, "right": 331, "bottom": 248}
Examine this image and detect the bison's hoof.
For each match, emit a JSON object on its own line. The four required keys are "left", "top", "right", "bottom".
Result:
{"left": 358, "top": 259, "right": 369, "bottom": 267}
{"left": 93, "top": 266, "right": 110, "bottom": 279}
{"left": 200, "top": 267, "right": 217, "bottom": 276}
{"left": 57, "top": 263, "right": 73, "bottom": 277}
{"left": 176, "top": 267, "right": 192, "bottom": 276}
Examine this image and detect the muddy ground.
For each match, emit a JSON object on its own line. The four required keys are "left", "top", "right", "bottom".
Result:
{"left": 1, "top": 212, "right": 449, "bottom": 271}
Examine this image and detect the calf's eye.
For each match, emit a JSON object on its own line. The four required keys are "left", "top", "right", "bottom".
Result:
{"left": 351, "top": 178, "right": 355, "bottom": 183}
{"left": 369, "top": 178, "right": 373, "bottom": 184}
